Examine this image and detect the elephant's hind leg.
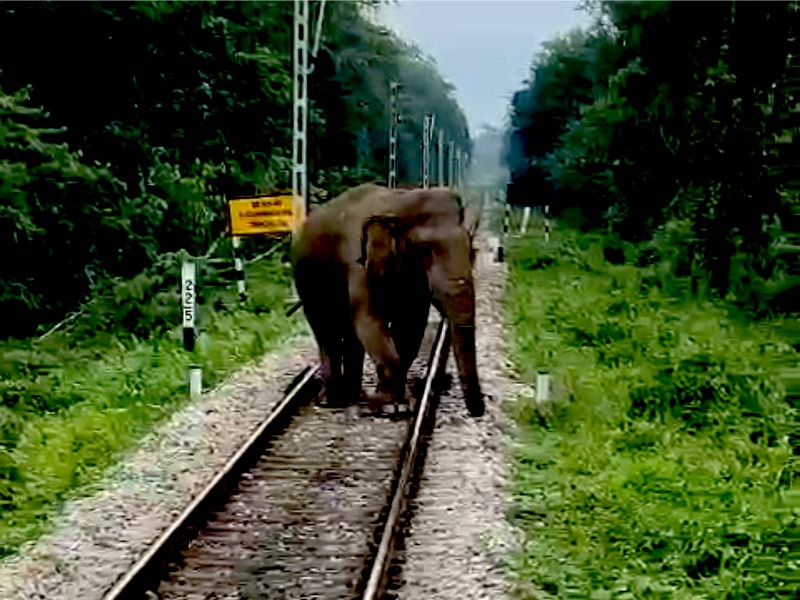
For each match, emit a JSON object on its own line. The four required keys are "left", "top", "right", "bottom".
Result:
{"left": 304, "top": 313, "right": 346, "bottom": 405}
{"left": 393, "top": 294, "right": 430, "bottom": 375}
{"left": 295, "top": 260, "right": 347, "bottom": 405}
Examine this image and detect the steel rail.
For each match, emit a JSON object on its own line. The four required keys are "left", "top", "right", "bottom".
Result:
{"left": 361, "top": 317, "right": 449, "bottom": 600}
{"left": 102, "top": 364, "right": 321, "bottom": 600}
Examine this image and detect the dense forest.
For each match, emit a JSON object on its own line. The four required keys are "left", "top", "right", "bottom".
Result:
{"left": 0, "top": 0, "right": 471, "bottom": 339}
{"left": 505, "top": 0, "right": 800, "bottom": 313}
{"left": 503, "top": 1, "right": 799, "bottom": 596}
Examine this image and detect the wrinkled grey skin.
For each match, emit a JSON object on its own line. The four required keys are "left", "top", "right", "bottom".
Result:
{"left": 291, "top": 184, "right": 485, "bottom": 417}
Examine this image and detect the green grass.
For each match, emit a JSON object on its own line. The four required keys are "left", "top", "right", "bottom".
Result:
{"left": 504, "top": 229, "right": 799, "bottom": 598}
{"left": 0, "top": 256, "right": 307, "bottom": 558}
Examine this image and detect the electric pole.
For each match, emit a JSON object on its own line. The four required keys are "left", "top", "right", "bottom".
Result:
{"left": 388, "top": 81, "right": 400, "bottom": 188}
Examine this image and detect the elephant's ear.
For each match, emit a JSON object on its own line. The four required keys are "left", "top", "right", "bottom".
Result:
{"left": 357, "top": 215, "right": 402, "bottom": 274}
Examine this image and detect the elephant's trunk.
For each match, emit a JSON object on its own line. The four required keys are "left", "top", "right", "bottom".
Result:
{"left": 442, "top": 285, "right": 485, "bottom": 417}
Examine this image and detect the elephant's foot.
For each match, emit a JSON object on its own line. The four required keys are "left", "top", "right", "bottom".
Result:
{"left": 465, "top": 393, "right": 486, "bottom": 417}
{"left": 322, "top": 380, "right": 350, "bottom": 407}
{"left": 324, "top": 393, "right": 348, "bottom": 408}
{"left": 367, "top": 388, "right": 412, "bottom": 419}
{"left": 366, "top": 388, "right": 384, "bottom": 415}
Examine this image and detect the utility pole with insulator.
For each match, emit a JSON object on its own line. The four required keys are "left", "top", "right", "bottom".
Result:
{"left": 455, "top": 147, "right": 463, "bottom": 190}
{"left": 437, "top": 129, "right": 444, "bottom": 187}
{"left": 292, "top": 0, "right": 309, "bottom": 226}
{"left": 448, "top": 141, "right": 454, "bottom": 187}
{"left": 422, "top": 115, "right": 430, "bottom": 189}
{"left": 388, "top": 81, "right": 400, "bottom": 188}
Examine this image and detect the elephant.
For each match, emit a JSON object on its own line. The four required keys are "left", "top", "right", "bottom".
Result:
{"left": 290, "top": 183, "right": 486, "bottom": 417}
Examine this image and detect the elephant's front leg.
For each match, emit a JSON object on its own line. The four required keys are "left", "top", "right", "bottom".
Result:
{"left": 342, "top": 329, "right": 366, "bottom": 401}
{"left": 392, "top": 292, "right": 430, "bottom": 375}
{"left": 353, "top": 310, "right": 404, "bottom": 415}
{"left": 392, "top": 293, "right": 434, "bottom": 403}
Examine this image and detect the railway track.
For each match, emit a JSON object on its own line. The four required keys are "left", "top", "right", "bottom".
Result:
{"left": 102, "top": 315, "right": 450, "bottom": 600}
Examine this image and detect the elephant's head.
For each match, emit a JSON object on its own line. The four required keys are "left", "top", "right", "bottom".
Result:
{"left": 358, "top": 190, "right": 485, "bottom": 416}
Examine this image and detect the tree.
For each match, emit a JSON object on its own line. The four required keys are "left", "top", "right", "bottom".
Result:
{"left": 0, "top": 0, "right": 471, "bottom": 338}
{"left": 506, "top": 0, "right": 800, "bottom": 301}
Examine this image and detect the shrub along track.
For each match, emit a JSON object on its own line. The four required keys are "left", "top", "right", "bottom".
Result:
{"left": 102, "top": 312, "right": 450, "bottom": 600}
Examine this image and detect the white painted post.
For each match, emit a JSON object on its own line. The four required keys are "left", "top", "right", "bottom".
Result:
{"left": 535, "top": 370, "right": 551, "bottom": 404}
{"left": 544, "top": 204, "right": 551, "bottom": 242}
{"left": 188, "top": 366, "right": 202, "bottom": 400}
{"left": 388, "top": 81, "right": 399, "bottom": 188}
{"left": 520, "top": 206, "right": 531, "bottom": 235}
{"left": 497, "top": 194, "right": 510, "bottom": 263}
{"left": 292, "top": 0, "right": 309, "bottom": 227}
{"left": 232, "top": 235, "right": 246, "bottom": 300}
{"left": 181, "top": 260, "right": 201, "bottom": 399}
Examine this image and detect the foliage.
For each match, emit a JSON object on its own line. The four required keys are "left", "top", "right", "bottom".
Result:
{"left": 0, "top": 0, "right": 470, "bottom": 338}
{"left": 506, "top": 0, "right": 800, "bottom": 302}
{"left": 0, "top": 254, "right": 305, "bottom": 557}
{"left": 505, "top": 229, "right": 799, "bottom": 598}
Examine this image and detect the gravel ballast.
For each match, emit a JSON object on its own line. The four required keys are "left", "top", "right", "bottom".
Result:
{"left": 0, "top": 336, "right": 318, "bottom": 600}
{"left": 388, "top": 233, "right": 524, "bottom": 599}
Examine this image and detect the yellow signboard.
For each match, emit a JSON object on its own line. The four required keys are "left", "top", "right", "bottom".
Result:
{"left": 227, "top": 195, "right": 298, "bottom": 236}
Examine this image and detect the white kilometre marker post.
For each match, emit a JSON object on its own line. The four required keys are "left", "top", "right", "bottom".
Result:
{"left": 181, "top": 260, "right": 201, "bottom": 399}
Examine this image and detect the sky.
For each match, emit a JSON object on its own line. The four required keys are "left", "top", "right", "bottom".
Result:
{"left": 376, "top": 0, "right": 592, "bottom": 133}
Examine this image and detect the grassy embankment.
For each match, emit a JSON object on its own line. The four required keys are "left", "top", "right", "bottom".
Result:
{"left": 0, "top": 253, "right": 307, "bottom": 557}
{"left": 505, "top": 227, "right": 799, "bottom": 598}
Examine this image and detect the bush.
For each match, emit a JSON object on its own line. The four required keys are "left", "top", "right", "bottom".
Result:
{"left": 505, "top": 228, "right": 799, "bottom": 598}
